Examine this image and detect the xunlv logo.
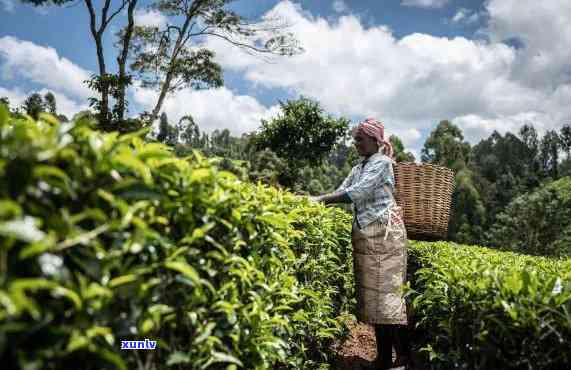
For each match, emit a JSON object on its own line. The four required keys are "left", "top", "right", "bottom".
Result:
{"left": 121, "top": 339, "right": 157, "bottom": 350}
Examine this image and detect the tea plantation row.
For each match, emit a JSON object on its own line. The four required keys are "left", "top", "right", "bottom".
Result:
{"left": 0, "top": 109, "right": 354, "bottom": 369}
{"left": 1, "top": 108, "right": 569, "bottom": 369}
{"left": 407, "top": 242, "right": 571, "bottom": 370}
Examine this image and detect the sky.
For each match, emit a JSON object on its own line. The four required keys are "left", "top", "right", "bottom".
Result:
{"left": 1, "top": 0, "right": 570, "bottom": 161}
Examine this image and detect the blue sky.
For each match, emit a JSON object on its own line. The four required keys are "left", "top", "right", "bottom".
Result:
{"left": 1, "top": 0, "right": 570, "bottom": 160}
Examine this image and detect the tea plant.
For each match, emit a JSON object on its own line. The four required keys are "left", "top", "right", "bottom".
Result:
{"left": 407, "top": 241, "right": 571, "bottom": 370}
{"left": 0, "top": 106, "right": 354, "bottom": 370}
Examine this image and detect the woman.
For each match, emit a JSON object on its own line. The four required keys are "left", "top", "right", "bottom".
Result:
{"left": 310, "top": 118, "right": 410, "bottom": 370}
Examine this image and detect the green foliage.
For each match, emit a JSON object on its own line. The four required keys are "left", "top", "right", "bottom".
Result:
{"left": 407, "top": 241, "right": 571, "bottom": 370}
{"left": 156, "top": 112, "right": 178, "bottom": 146}
{"left": 470, "top": 129, "right": 541, "bottom": 228}
{"left": 389, "top": 135, "right": 415, "bottom": 163}
{"left": 561, "top": 124, "right": 571, "bottom": 161}
{"left": 248, "top": 149, "right": 287, "bottom": 188}
{"left": 487, "top": 176, "right": 571, "bottom": 257}
{"left": 539, "top": 130, "right": 562, "bottom": 179}
{"left": 0, "top": 108, "right": 354, "bottom": 369}
{"left": 22, "top": 93, "right": 45, "bottom": 120}
{"left": 250, "top": 97, "right": 349, "bottom": 187}
{"left": 44, "top": 92, "right": 57, "bottom": 115}
{"left": 421, "top": 120, "right": 470, "bottom": 169}
{"left": 421, "top": 120, "right": 484, "bottom": 243}
{"left": 448, "top": 166, "right": 486, "bottom": 245}
{"left": 85, "top": 73, "right": 134, "bottom": 131}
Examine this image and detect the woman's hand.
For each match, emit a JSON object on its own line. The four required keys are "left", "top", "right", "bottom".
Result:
{"left": 308, "top": 195, "right": 323, "bottom": 203}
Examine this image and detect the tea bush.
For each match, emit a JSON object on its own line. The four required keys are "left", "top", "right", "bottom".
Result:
{"left": 407, "top": 241, "right": 571, "bottom": 370}
{"left": 0, "top": 106, "right": 354, "bottom": 370}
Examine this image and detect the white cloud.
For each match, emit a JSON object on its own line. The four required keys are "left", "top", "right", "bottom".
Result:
{"left": 0, "top": 36, "right": 93, "bottom": 99}
{"left": 401, "top": 0, "right": 450, "bottom": 9}
{"left": 134, "top": 9, "right": 168, "bottom": 28}
{"left": 132, "top": 85, "right": 279, "bottom": 136}
{"left": 451, "top": 8, "right": 480, "bottom": 25}
{"left": 332, "top": 0, "right": 348, "bottom": 14}
{"left": 1, "top": 0, "right": 15, "bottom": 12}
{"left": 0, "top": 86, "right": 88, "bottom": 118}
{"left": 483, "top": 0, "right": 571, "bottom": 89}
{"left": 203, "top": 0, "right": 571, "bottom": 152}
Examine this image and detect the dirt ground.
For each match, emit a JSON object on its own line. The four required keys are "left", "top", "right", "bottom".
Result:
{"left": 331, "top": 320, "right": 408, "bottom": 370}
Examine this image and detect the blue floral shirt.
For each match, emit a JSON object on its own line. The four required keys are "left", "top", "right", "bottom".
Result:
{"left": 336, "top": 152, "right": 396, "bottom": 229}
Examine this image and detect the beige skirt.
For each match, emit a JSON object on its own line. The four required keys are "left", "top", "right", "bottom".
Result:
{"left": 351, "top": 219, "right": 408, "bottom": 325}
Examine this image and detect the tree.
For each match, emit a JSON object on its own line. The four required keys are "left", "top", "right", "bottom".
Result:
{"left": 422, "top": 120, "right": 485, "bottom": 244}
{"left": 449, "top": 166, "right": 487, "bottom": 244}
{"left": 129, "top": 0, "right": 303, "bottom": 124}
{"left": 0, "top": 97, "right": 9, "bottom": 110}
{"left": 248, "top": 149, "right": 287, "bottom": 188}
{"left": 25, "top": 0, "right": 139, "bottom": 129}
{"left": 43, "top": 92, "right": 57, "bottom": 114}
{"left": 178, "top": 115, "right": 200, "bottom": 146}
{"left": 250, "top": 97, "right": 349, "bottom": 187}
{"left": 156, "top": 112, "right": 178, "bottom": 145}
{"left": 389, "top": 135, "right": 415, "bottom": 163}
{"left": 560, "top": 124, "right": 571, "bottom": 161}
{"left": 22, "top": 93, "right": 44, "bottom": 119}
{"left": 487, "top": 177, "right": 571, "bottom": 257}
{"left": 472, "top": 131, "right": 535, "bottom": 212}
{"left": 539, "top": 130, "right": 561, "bottom": 179}
{"left": 421, "top": 120, "right": 471, "bottom": 170}
{"left": 518, "top": 124, "right": 541, "bottom": 187}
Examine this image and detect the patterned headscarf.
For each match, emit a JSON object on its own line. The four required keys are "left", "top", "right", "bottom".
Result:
{"left": 355, "top": 117, "right": 394, "bottom": 159}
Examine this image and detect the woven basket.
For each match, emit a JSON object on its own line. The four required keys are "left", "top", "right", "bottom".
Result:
{"left": 393, "top": 162, "right": 455, "bottom": 240}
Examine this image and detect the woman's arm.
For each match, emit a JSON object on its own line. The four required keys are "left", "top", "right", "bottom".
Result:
{"left": 311, "top": 191, "right": 352, "bottom": 205}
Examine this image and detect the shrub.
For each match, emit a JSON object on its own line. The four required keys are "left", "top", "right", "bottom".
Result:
{"left": 0, "top": 107, "right": 354, "bottom": 370}
{"left": 407, "top": 241, "right": 571, "bottom": 370}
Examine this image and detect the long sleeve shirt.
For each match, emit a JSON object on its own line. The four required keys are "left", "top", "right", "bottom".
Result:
{"left": 336, "top": 152, "right": 396, "bottom": 229}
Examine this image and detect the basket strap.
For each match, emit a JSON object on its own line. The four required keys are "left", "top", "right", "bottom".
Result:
{"left": 381, "top": 184, "right": 405, "bottom": 241}
{"left": 383, "top": 184, "right": 397, "bottom": 207}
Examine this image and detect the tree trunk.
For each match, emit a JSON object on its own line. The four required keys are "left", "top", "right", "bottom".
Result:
{"left": 116, "top": 0, "right": 137, "bottom": 123}
{"left": 85, "top": 0, "right": 110, "bottom": 128}
{"left": 147, "top": 7, "right": 197, "bottom": 124}
{"left": 149, "top": 70, "right": 174, "bottom": 124}
{"left": 95, "top": 39, "right": 111, "bottom": 128}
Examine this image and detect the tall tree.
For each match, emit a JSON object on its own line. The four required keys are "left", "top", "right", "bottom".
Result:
{"left": 422, "top": 120, "right": 484, "bottom": 244}
{"left": 560, "top": 124, "right": 571, "bottom": 161}
{"left": 421, "top": 120, "right": 471, "bottom": 170}
{"left": 24, "top": 0, "right": 139, "bottom": 130}
{"left": 178, "top": 115, "right": 201, "bottom": 146}
{"left": 389, "top": 135, "right": 415, "bottom": 163}
{"left": 114, "top": 0, "right": 138, "bottom": 123}
{"left": 539, "top": 130, "right": 561, "bottom": 179}
{"left": 156, "top": 112, "right": 178, "bottom": 145}
{"left": 43, "top": 92, "right": 57, "bottom": 114}
{"left": 518, "top": 124, "right": 541, "bottom": 187}
{"left": 0, "top": 97, "right": 9, "bottom": 110}
{"left": 22, "top": 93, "right": 44, "bottom": 119}
{"left": 129, "top": 0, "right": 302, "bottom": 124}
{"left": 250, "top": 97, "right": 349, "bottom": 187}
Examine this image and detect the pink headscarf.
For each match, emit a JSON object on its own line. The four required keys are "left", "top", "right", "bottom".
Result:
{"left": 355, "top": 117, "right": 394, "bottom": 159}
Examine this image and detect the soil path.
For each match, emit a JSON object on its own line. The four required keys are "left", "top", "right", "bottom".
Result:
{"left": 331, "top": 320, "right": 408, "bottom": 370}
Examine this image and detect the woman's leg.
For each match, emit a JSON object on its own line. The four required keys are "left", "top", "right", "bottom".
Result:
{"left": 374, "top": 324, "right": 394, "bottom": 369}
{"left": 393, "top": 324, "right": 411, "bottom": 367}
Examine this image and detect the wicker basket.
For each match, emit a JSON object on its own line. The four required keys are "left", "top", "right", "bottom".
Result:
{"left": 393, "top": 162, "right": 455, "bottom": 240}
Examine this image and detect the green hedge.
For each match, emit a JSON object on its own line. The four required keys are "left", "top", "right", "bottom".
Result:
{"left": 407, "top": 241, "right": 571, "bottom": 370}
{"left": 0, "top": 107, "right": 354, "bottom": 369}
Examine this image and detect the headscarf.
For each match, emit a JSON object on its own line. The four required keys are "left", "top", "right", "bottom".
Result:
{"left": 355, "top": 117, "right": 394, "bottom": 159}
